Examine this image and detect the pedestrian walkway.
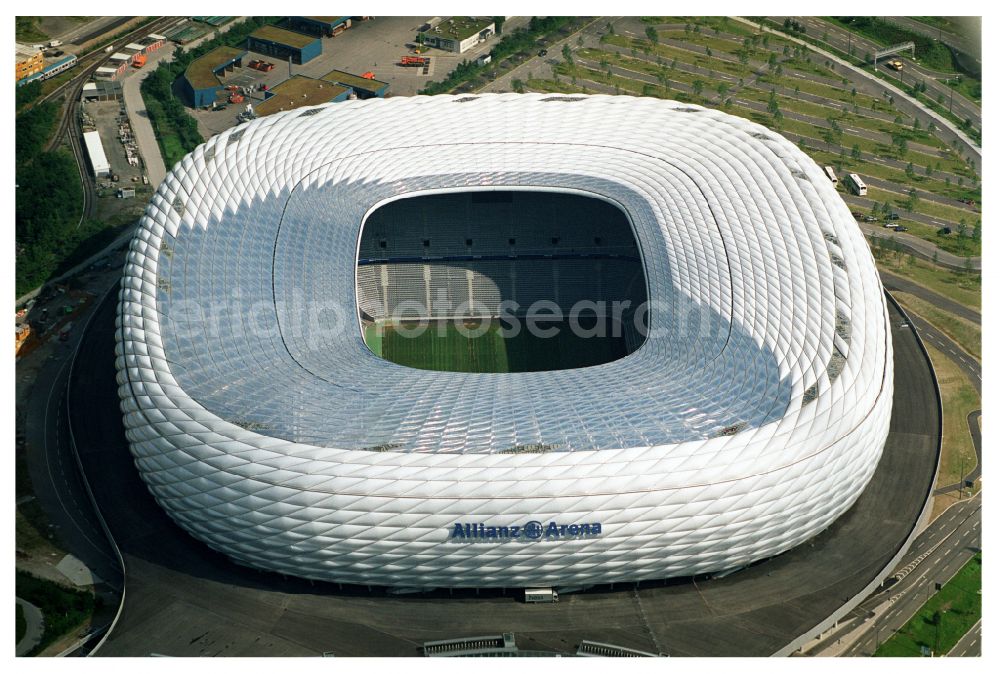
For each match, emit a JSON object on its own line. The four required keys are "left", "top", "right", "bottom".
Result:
{"left": 16, "top": 598, "right": 44, "bottom": 657}
{"left": 121, "top": 44, "right": 172, "bottom": 190}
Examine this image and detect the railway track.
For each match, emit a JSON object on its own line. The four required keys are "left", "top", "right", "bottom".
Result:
{"left": 34, "top": 17, "right": 184, "bottom": 227}
{"left": 43, "top": 17, "right": 183, "bottom": 150}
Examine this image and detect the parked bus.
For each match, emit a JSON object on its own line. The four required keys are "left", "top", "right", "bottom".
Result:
{"left": 846, "top": 173, "right": 867, "bottom": 196}
{"left": 823, "top": 166, "right": 838, "bottom": 185}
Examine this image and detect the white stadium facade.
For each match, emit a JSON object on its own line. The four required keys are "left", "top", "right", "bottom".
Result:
{"left": 116, "top": 94, "right": 893, "bottom": 588}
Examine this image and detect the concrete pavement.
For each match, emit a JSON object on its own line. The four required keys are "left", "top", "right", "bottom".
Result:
{"left": 888, "top": 17, "right": 980, "bottom": 63}
{"left": 735, "top": 17, "right": 980, "bottom": 164}
{"left": 859, "top": 223, "right": 980, "bottom": 271}
{"left": 769, "top": 17, "right": 980, "bottom": 135}
{"left": 120, "top": 42, "right": 172, "bottom": 189}
{"left": 947, "top": 619, "right": 981, "bottom": 657}
{"left": 804, "top": 495, "right": 980, "bottom": 656}
{"left": 879, "top": 269, "right": 979, "bottom": 325}
{"left": 69, "top": 291, "right": 939, "bottom": 657}
{"left": 16, "top": 598, "right": 44, "bottom": 656}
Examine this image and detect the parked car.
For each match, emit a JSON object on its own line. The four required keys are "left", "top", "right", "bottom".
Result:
{"left": 894, "top": 226, "right": 908, "bottom": 232}
{"left": 538, "top": 49, "right": 548, "bottom": 57}
{"left": 862, "top": 215, "right": 877, "bottom": 223}
{"left": 850, "top": 211, "right": 863, "bottom": 219}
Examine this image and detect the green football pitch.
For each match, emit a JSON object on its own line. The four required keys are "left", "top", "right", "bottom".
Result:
{"left": 363, "top": 317, "right": 632, "bottom": 373}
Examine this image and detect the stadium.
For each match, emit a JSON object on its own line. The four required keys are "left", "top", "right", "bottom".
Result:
{"left": 116, "top": 93, "right": 893, "bottom": 589}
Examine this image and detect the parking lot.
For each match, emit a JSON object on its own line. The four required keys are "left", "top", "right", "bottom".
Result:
{"left": 189, "top": 17, "right": 528, "bottom": 140}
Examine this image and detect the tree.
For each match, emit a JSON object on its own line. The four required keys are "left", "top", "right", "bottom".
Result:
{"left": 512, "top": 78, "right": 524, "bottom": 93}
{"left": 851, "top": 144, "right": 862, "bottom": 161}
{"left": 692, "top": 79, "right": 704, "bottom": 97}
{"left": 492, "top": 17, "right": 506, "bottom": 34}
{"left": 607, "top": 21, "right": 614, "bottom": 34}
{"left": 562, "top": 43, "right": 572, "bottom": 64}
{"left": 645, "top": 26, "right": 659, "bottom": 44}
{"left": 706, "top": 46, "right": 713, "bottom": 57}
{"left": 905, "top": 162, "right": 915, "bottom": 178}
{"left": 767, "top": 89, "right": 779, "bottom": 115}
{"left": 716, "top": 82, "right": 729, "bottom": 98}
{"left": 905, "top": 188, "right": 918, "bottom": 211}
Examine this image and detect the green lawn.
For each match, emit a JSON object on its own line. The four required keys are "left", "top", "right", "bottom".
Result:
{"left": 875, "top": 256, "right": 980, "bottom": 311}
{"left": 894, "top": 292, "right": 980, "bottom": 360}
{"left": 366, "top": 317, "right": 631, "bottom": 373}
{"left": 16, "top": 17, "right": 48, "bottom": 42}
{"left": 876, "top": 554, "right": 981, "bottom": 656}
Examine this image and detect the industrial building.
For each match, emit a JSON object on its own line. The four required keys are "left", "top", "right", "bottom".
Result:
{"left": 117, "top": 94, "right": 892, "bottom": 589}
{"left": 247, "top": 25, "right": 321, "bottom": 65}
{"left": 321, "top": 69, "right": 388, "bottom": 99}
{"left": 94, "top": 66, "right": 118, "bottom": 80}
{"left": 107, "top": 51, "right": 132, "bottom": 77}
{"left": 255, "top": 75, "right": 351, "bottom": 116}
{"left": 81, "top": 80, "right": 124, "bottom": 102}
{"left": 419, "top": 17, "right": 495, "bottom": 53}
{"left": 90, "top": 33, "right": 165, "bottom": 81}
{"left": 15, "top": 43, "right": 44, "bottom": 83}
{"left": 181, "top": 46, "right": 247, "bottom": 108}
{"left": 286, "top": 16, "right": 352, "bottom": 38}
{"left": 82, "top": 130, "right": 110, "bottom": 178}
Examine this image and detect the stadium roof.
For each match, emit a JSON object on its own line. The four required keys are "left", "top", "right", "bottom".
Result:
{"left": 121, "top": 94, "right": 890, "bottom": 456}
{"left": 118, "top": 94, "right": 892, "bottom": 586}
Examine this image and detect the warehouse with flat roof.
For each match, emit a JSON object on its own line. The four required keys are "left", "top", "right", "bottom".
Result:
{"left": 255, "top": 75, "right": 351, "bottom": 116}
{"left": 420, "top": 17, "right": 495, "bottom": 53}
{"left": 181, "top": 46, "right": 247, "bottom": 107}
{"left": 321, "top": 69, "right": 388, "bottom": 98}
{"left": 82, "top": 130, "right": 110, "bottom": 178}
{"left": 247, "top": 25, "right": 321, "bottom": 64}
{"left": 287, "top": 16, "right": 352, "bottom": 37}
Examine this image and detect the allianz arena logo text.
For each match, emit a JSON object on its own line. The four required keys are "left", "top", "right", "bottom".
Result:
{"left": 450, "top": 520, "right": 603, "bottom": 541}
